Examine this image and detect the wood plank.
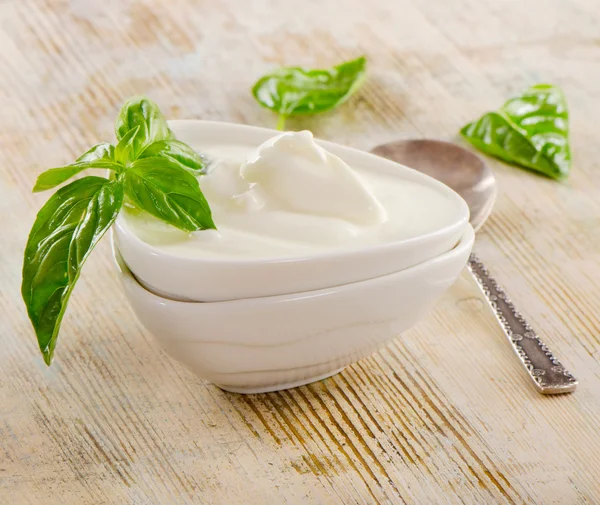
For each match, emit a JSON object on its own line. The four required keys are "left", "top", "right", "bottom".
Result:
{"left": 1, "top": 0, "right": 600, "bottom": 503}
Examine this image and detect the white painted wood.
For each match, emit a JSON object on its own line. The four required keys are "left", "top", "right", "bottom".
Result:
{"left": 2, "top": 0, "right": 600, "bottom": 503}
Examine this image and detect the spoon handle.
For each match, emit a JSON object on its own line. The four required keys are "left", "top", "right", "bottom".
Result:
{"left": 467, "top": 253, "right": 577, "bottom": 394}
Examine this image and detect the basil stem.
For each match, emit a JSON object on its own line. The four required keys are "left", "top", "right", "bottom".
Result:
{"left": 276, "top": 114, "right": 287, "bottom": 131}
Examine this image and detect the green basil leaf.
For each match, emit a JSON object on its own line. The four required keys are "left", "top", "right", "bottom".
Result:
{"left": 22, "top": 177, "right": 124, "bottom": 364}
{"left": 460, "top": 84, "right": 570, "bottom": 179}
{"left": 115, "top": 96, "right": 173, "bottom": 158}
{"left": 139, "top": 139, "right": 207, "bottom": 175}
{"left": 34, "top": 143, "right": 119, "bottom": 192}
{"left": 252, "top": 56, "right": 367, "bottom": 126}
{"left": 76, "top": 143, "right": 115, "bottom": 163}
{"left": 33, "top": 160, "right": 122, "bottom": 193}
{"left": 115, "top": 125, "right": 142, "bottom": 165}
{"left": 124, "top": 157, "right": 215, "bottom": 232}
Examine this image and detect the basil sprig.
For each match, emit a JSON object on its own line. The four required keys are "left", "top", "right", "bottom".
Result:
{"left": 252, "top": 56, "right": 367, "bottom": 130}
{"left": 460, "top": 84, "right": 571, "bottom": 179}
{"left": 22, "top": 97, "right": 214, "bottom": 364}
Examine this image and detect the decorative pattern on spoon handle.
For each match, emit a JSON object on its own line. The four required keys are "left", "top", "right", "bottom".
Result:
{"left": 467, "top": 253, "right": 577, "bottom": 394}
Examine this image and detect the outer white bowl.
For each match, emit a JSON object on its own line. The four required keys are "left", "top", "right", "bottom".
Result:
{"left": 114, "top": 120, "right": 470, "bottom": 302}
{"left": 115, "top": 225, "right": 474, "bottom": 394}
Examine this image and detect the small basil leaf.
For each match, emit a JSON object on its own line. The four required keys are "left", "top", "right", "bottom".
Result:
{"left": 115, "top": 96, "right": 173, "bottom": 157}
{"left": 139, "top": 139, "right": 207, "bottom": 175}
{"left": 33, "top": 160, "right": 122, "bottom": 193}
{"left": 22, "top": 177, "right": 124, "bottom": 364}
{"left": 252, "top": 56, "right": 367, "bottom": 126}
{"left": 460, "top": 84, "right": 570, "bottom": 179}
{"left": 124, "top": 157, "right": 215, "bottom": 232}
{"left": 76, "top": 143, "right": 115, "bottom": 163}
{"left": 115, "top": 125, "right": 142, "bottom": 164}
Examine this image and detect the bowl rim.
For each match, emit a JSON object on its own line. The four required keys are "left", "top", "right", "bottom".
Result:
{"left": 115, "top": 224, "right": 475, "bottom": 306}
{"left": 115, "top": 119, "right": 470, "bottom": 266}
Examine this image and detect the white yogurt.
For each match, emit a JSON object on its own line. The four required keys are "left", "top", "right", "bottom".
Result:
{"left": 124, "top": 131, "right": 460, "bottom": 259}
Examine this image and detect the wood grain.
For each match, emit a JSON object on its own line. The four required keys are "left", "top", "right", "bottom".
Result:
{"left": 1, "top": 0, "right": 600, "bottom": 503}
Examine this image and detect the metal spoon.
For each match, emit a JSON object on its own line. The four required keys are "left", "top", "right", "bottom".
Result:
{"left": 371, "top": 139, "right": 577, "bottom": 394}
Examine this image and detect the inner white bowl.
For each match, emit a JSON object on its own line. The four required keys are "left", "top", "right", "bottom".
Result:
{"left": 115, "top": 225, "right": 475, "bottom": 394}
{"left": 115, "top": 120, "right": 470, "bottom": 302}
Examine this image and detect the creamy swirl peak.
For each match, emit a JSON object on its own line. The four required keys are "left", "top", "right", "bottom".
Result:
{"left": 241, "top": 131, "right": 387, "bottom": 226}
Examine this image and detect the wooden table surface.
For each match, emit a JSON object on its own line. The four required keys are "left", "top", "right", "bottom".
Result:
{"left": 2, "top": 0, "right": 600, "bottom": 503}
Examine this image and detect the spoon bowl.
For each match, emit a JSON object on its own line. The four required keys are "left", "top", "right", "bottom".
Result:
{"left": 371, "top": 139, "right": 496, "bottom": 231}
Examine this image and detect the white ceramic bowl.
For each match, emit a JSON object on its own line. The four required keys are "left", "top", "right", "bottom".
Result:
{"left": 114, "top": 120, "right": 470, "bottom": 302}
{"left": 115, "top": 225, "right": 474, "bottom": 394}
